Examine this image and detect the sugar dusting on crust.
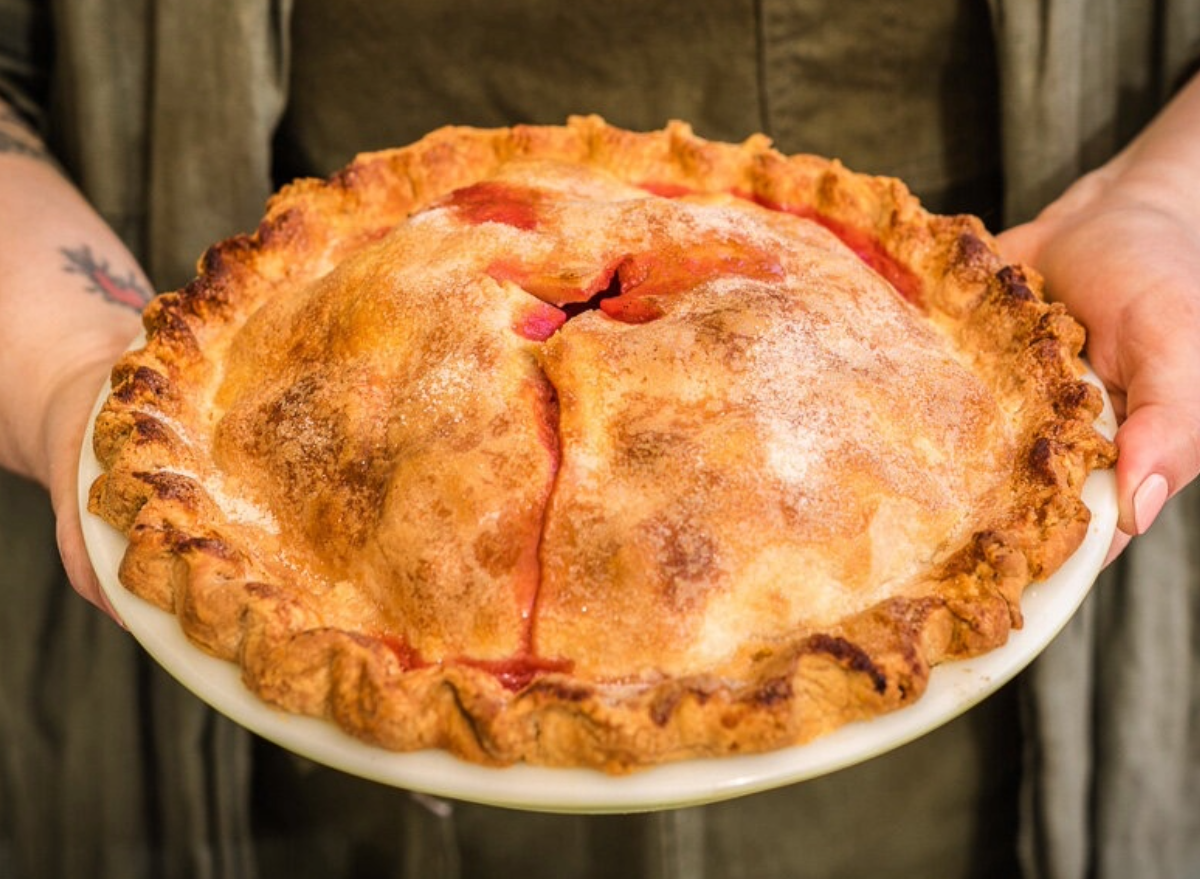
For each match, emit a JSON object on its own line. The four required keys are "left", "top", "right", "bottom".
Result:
{"left": 162, "top": 466, "right": 280, "bottom": 533}
{"left": 120, "top": 395, "right": 280, "bottom": 533}
{"left": 206, "top": 477, "right": 280, "bottom": 532}
{"left": 744, "top": 270, "right": 1002, "bottom": 508}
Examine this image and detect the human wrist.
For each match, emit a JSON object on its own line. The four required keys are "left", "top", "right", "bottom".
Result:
{"left": 1094, "top": 75, "right": 1200, "bottom": 228}
{"left": 1104, "top": 151, "right": 1200, "bottom": 228}
{"left": 6, "top": 320, "right": 140, "bottom": 491}
{"left": 0, "top": 156, "right": 151, "bottom": 487}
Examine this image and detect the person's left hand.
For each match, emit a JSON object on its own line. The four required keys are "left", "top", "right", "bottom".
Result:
{"left": 997, "top": 167, "right": 1200, "bottom": 563}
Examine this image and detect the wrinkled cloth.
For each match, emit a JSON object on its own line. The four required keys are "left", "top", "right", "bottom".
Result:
{"left": 0, "top": 1, "right": 1198, "bottom": 877}
{"left": 987, "top": 4, "right": 1200, "bottom": 878}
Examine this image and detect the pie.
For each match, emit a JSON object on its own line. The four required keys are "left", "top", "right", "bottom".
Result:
{"left": 88, "top": 116, "right": 1116, "bottom": 772}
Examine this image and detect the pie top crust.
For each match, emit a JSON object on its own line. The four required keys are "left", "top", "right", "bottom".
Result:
{"left": 88, "top": 116, "right": 1115, "bottom": 772}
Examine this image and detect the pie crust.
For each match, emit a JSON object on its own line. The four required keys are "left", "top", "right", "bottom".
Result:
{"left": 88, "top": 116, "right": 1116, "bottom": 772}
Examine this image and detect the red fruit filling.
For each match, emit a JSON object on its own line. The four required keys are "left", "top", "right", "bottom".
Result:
{"left": 638, "top": 180, "right": 924, "bottom": 304}
{"left": 378, "top": 634, "right": 574, "bottom": 692}
{"left": 502, "top": 234, "right": 784, "bottom": 339}
{"left": 443, "top": 181, "right": 544, "bottom": 231}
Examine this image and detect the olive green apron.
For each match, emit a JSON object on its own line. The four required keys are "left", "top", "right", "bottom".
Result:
{"left": 1, "top": 1, "right": 1197, "bottom": 877}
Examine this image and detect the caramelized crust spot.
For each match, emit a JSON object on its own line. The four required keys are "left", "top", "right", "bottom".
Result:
{"left": 113, "top": 365, "right": 170, "bottom": 404}
{"left": 996, "top": 265, "right": 1038, "bottom": 303}
{"left": 804, "top": 634, "right": 888, "bottom": 695}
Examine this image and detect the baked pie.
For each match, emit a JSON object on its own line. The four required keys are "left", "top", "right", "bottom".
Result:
{"left": 88, "top": 117, "right": 1116, "bottom": 772}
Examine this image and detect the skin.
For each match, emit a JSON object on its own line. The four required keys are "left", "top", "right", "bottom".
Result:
{"left": 0, "top": 102, "right": 148, "bottom": 620}
{"left": 996, "top": 74, "right": 1200, "bottom": 562}
{"left": 2, "top": 78, "right": 1199, "bottom": 621}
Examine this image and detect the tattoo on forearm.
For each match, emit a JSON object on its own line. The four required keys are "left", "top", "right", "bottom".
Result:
{"left": 0, "top": 128, "right": 51, "bottom": 161}
{"left": 61, "top": 244, "right": 152, "bottom": 311}
{"left": 0, "top": 104, "right": 53, "bottom": 164}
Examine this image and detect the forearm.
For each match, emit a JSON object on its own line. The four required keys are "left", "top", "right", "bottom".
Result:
{"left": 1102, "top": 73, "right": 1200, "bottom": 221}
{"left": 1035, "top": 74, "right": 1200, "bottom": 250}
{"left": 0, "top": 99, "right": 149, "bottom": 488}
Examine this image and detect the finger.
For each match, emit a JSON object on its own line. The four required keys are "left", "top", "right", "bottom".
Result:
{"left": 1103, "top": 529, "right": 1132, "bottom": 567}
{"left": 55, "top": 503, "right": 126, "bottom": 628}
{"left": 1111, "top": 399, "right": 1200, "bottom": 538}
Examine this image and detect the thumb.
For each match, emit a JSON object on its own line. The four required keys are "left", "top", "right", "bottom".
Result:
{"left": 993, "top": 221, "right": 1042, "bottom": 268}
{"left": 1110, "top": 396, "right": 1200, "bottom": 545}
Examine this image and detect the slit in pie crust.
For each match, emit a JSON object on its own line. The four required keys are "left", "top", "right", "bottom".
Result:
{"left": 88, "top": 117, "right": 1116, "bottom": 772}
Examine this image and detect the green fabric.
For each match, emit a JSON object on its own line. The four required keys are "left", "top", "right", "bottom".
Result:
{"left": 985, "top": 5, "right": 1200, "bottom": 879}
{"left": 0, "top": 0, "right": 46, "bottom": 128}
{"left": 759, "top": 0, "right": 1002, "bottom": 216}
{"left": 276, "top": 0, "right": 764, "bottom": 181}
{"left": 1, "top": 1, "right": 1199, "bottom": 877}
{"left": 278, "top": 0, "right": 1001, "bottom": 216}
{"left": 248, "top": 688, "right": 1020, "bottom": 879}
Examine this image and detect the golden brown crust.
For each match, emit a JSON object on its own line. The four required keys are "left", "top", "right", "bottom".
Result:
{"left": 88, "top": 116, "right": 1116, "bottom": 772}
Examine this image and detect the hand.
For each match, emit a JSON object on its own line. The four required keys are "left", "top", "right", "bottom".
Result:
{"left": 39, "top": 341, "right": 137, "bottom": 621}
{"left": 997, "top": 170, "right": 1200, "bottom": 562}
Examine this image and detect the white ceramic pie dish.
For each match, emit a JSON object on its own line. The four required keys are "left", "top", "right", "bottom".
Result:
{"left": 79, "top": 367, "right": 1118, "bottom": 814}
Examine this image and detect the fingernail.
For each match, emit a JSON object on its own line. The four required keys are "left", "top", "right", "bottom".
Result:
{"left": 1133, "top": 473, "right": 1169, "bottom": 534}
